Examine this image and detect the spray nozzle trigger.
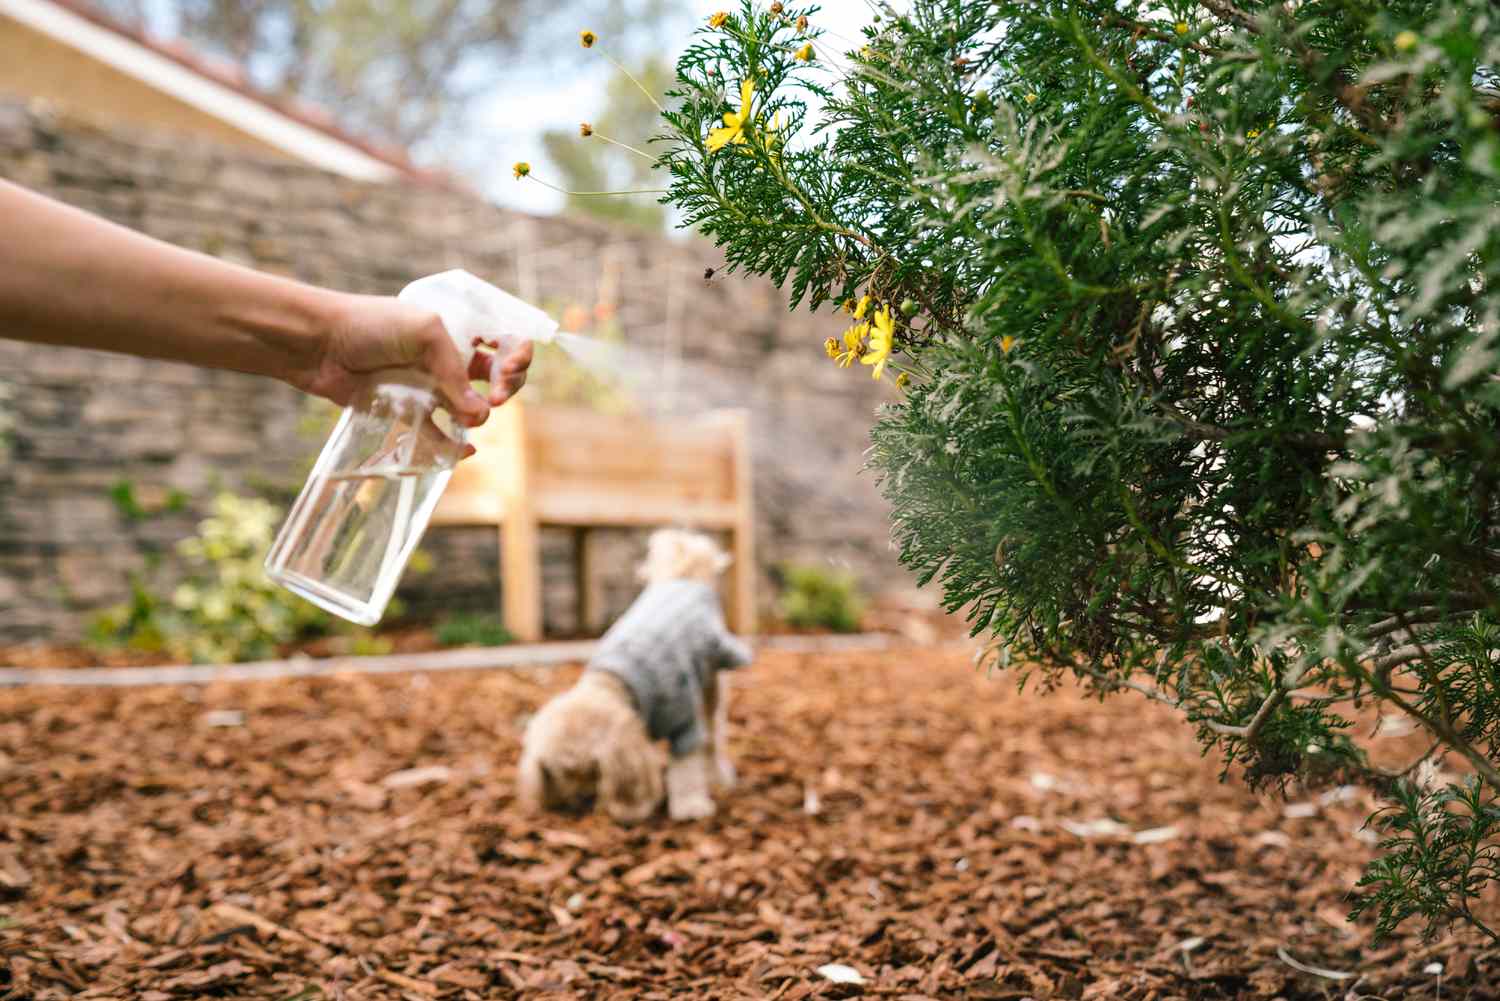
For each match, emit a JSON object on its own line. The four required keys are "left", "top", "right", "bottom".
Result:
{"left": 397, "top": 269, "right": 559, "bottom": 368}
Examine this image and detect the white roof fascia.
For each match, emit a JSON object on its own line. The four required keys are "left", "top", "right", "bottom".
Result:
{"left": 0, "top": 0, "right": 400, "bottom": 182}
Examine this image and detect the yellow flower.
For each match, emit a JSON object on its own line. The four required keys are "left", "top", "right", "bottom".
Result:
{"left": 824, "top": 336, "right": 840, "bottom": 359}
{"left": 1247, "top": 128, "right": 1260, "bottom": 139}
{"left": 1001, "top": 334, "right": 1016, "bottom": 354}
{"left": 1394, "top": 29, "right": 1418, "bottom": 51}
{"left": 895, "top": 372, "right": 910, "bottom": 389}
{"left": 709, "top": 11, "right": 728, "bottom": 28}
{"left": 579, "top": 29, "right": 597, "bottom": 48}
{"left": 796, "top": 14, "right": 808, "bottom": 31}
{"left": 1024, "top": 92, "right": 1038, "bottom": 105}
{"left": 579, "top": 122, "right": 593, "bottom": 137}
{"left": 853, "top": 294, "right": 872, "bottom": 319}
{"left": 513, "top": 161, "right": 530, "bottom": 180}
{"left": 795, "top": 42, "right": 814, "bottom": 61}
{"left": 835, "top": 323, "right": 867, "bottom": 367}
{"left": 1174, "top": 21, "right": 1188, "bottom": 35}
{"left": 708, "top": 79, "right": 755, "bottom": 153}
{"left": 861, "top": 306, "right": 895, "bottom": 380}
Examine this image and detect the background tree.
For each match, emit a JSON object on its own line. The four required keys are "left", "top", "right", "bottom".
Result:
{"left": 541, "top": 58, "right": 672, "bottom": 229}
{"left": 655, "top": 0, "right": 1500, "bottom": 941}
{"left": 94, "top": 0, "right": 681, "bottom": 149}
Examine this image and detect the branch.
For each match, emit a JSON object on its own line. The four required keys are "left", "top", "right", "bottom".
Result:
{"left": 1073, "top": 660, "right": 1288, "bottom": 742}
{"left": 1198, "top": 0, "right": 1259, "bottom": 33}
{"left": 1371, "top": 643, "right": 1427, "bottom": 676}
{"left": 1154, "top": 399, "right": 1346, "bottom": 451}
{"left": 1340, "top": 648, "right": 1500, "bottom": 793}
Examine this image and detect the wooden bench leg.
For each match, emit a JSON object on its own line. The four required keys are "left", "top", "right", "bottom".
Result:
{"left": 501, "top": 516, "right": 542, "bottom": 643}
{"left": 730, "top": 522, "right": 756, "bottom": 636}
{"left": 573, "top": 527, "right": 594, "bottom": 636}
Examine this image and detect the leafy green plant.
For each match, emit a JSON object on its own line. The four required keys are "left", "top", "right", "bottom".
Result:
{"left": 635, "top": 0, "right": 1500, "bottom": 940}
{"left": 91, "top": 493, "right": 330, "bottom": 662}
{"left": 435, "top": 612, "right": 515, "bottom": 648}
{"left": 87, "top": 576, "right": 168, "bottom": 653}
{"left": 777, "top": 563, "right": 865, "bottom": 633}
{"left": 108, "top": 480, "right": 146, "bottom": 521}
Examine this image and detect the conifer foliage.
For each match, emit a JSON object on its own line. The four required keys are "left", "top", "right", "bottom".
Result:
{"left": 658, "top": 0, "right": 1500, "bottom": 939}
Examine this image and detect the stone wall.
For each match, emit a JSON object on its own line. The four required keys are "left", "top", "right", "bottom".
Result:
{"left": 0, "top": 100, "right": 900, "bottom": 643}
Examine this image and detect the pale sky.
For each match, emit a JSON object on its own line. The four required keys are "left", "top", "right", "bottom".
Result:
{"left": 480, "top": 0, "right": 893, "bottom": 214}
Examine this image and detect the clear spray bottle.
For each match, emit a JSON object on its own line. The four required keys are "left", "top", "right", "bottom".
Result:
{"left": 265, "top": 270, "right": 558, "bottom": 626}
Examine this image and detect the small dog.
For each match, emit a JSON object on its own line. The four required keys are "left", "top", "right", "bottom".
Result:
{"left": 517, "top": 529, "right": 752, "bottom": 822}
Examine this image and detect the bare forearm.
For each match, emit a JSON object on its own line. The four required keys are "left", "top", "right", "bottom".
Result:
{"left": 0, "top": 179, "right": 337, "bottom": 383}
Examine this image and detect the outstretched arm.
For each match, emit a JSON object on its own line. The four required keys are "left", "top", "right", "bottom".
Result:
{"left": 0, "top": 180, "right": 530, "bottom": 425}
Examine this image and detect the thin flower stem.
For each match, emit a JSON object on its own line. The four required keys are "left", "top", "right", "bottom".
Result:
{"left": 593, "top": 133, "right": 656, "bottom": 161}
{"left": 600, "top": 50, "right": 664, "bottom": 114}
{"left": 525, "top": 176, "right": 667, "bottom": 197}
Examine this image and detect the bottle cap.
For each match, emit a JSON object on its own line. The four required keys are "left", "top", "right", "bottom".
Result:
{"left": 397, "top": 270, "right": 559, "bottom": 365}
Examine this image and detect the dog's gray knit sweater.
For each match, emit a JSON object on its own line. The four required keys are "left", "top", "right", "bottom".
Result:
{"left": 588, "top": 579, "right": 751, "bottom": 756}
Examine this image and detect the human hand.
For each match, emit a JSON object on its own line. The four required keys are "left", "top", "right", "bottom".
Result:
{"left": 291, "top": 292, "right": 533, "bottom": 427}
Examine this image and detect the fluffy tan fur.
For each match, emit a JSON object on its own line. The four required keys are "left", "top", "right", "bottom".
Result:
{"left": 516, "top": 529, "right": 737, "bottom": 824}
{"left": 517, "top": 671, "right": 664, "bottom": 824}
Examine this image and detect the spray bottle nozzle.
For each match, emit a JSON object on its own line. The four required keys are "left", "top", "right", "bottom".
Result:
{"left": 397, "top": 270, "right": 560, "bottom": 367}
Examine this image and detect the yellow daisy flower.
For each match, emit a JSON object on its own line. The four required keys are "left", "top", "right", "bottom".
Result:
{"left": 853, "top": 294, "right": 872, "bottom": 319}
{"left": 861, "top": 306, "right": 895, "bottom": 380}
{"left": 1174, "top": 21, "right": 1188, "bottom": 35}
{"left": 513, "top": 162, "right": 531, "bottom": 180}
{"left": 824, "top": 336, "right": 840, "bottom": 359}
{"left": 708, "top": 79, "right": 755, "bottom": 153}
{"left": 795, "top": 42, "right": 814, "bottom": 61}
{"left": 836, "top": 323, "right": 867, "bottom": 368}
{"left": 1024, "top": 92, "right": 1038, "bottom": 105}
{"left": 1001, "top": 334, "right": 1017, "bottom": 354}
{"left": 579, "top": 29, "right": 597, "bottom": 48}
{"left": 709, "top": 11, "right": 728, "bottom": 28}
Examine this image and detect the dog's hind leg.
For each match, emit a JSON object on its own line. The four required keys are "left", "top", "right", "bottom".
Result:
{"left": 666, "top": 746, "right": 716, "bottom": 820}
{"left": 705, "top": 672, "right": 736, "bottom": 789}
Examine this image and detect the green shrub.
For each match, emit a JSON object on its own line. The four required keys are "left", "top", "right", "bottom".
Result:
{"left": 91, "top": 492, "right": 329, "bottom": 663}
{"left": 777, "top": 564, "right": 865, "bottom": 633}
{"left": 435, "top": 612, "right": 515, "bottom": 648}
{"left": 108, "top": 480, "right": 145, "bottom": 521}
{"left": 648, "top": 0, "right": 1500, "bottom": 941}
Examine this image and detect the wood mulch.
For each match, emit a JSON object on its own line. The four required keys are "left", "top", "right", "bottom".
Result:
{"left": 0, "top": 646, "right": 1495, "bottom": 999}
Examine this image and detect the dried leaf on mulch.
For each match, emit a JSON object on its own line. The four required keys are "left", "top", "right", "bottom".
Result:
{"left": 0, "top": 647, "right": 1495, "bottom": 999}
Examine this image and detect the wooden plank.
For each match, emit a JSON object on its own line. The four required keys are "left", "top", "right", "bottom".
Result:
{"left": 727, "top": 411, "right": 758, "bottom": 635}
{"left": 499, "top": 404, "right": 543, "bottom": 643}
{"left": 533, "top": 492, "right": 740, "bottom": 528}
{"left": 0, "top": 635, "right": 902, "bottom": 689}
{"left": 0, "top": 641, "right": 604, "bottom": 687}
